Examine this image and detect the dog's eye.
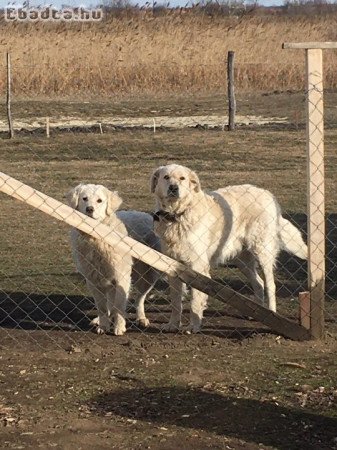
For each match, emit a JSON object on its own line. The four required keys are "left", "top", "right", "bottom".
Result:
{"left": 164, "top": 175, "right": 170, "bottom": 180}
{"left": 97, "top": 199, "right": 102, "bottom": 203}
{"left": 180, "top": 176, "right": 185, "bottom": 181}
{"left": 83, "top": 197, "right": 88, "bottom": 201}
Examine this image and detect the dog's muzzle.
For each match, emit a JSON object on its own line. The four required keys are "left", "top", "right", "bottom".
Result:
{"left": 86, "top": 206, "right": 94, "bottom": 216}
{"left": 167, "top": 184, "right": 179, "bottom": 198}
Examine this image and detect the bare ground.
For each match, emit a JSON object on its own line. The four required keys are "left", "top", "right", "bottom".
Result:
{"left": 0, "top": 330, "right": 337, "bottom": 450}
{"left": 0, "top": 114, "right": 288, "bottom": 133}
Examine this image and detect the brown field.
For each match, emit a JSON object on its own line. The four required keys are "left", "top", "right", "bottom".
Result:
{"left": 1, "top": 11, "right": 337, "bottom": 96}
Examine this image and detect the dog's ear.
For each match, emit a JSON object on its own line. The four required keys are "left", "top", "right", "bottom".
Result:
{"left": 189, "top": 169, "right": 201, "bottom": 193}
{"left": 150, "top": 167, "right": 163, "bottom": 193}
{"left": 106, "top": 189, "right": 123, "bottom": 216}
{"left": 66, "top": 184, "right": 82, "bottom": 209}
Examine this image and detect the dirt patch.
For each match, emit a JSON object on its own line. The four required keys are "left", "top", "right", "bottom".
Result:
{"left": 0, "top": 330, "right": 336, "bottom": 450}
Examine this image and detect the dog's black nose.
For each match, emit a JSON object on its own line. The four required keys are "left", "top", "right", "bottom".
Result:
{"left": 86, "top": 206, "right": 94, "bottom": 214}
{"left": 168, "top": 184, "right": 179, "bottom": 193}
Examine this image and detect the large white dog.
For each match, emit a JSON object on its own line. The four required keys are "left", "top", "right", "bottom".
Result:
{"left": 67, "top": 183, "right": 159, "bottom": 335}
{"left": 151, "top": 164, "right": 307, "bottom": 333}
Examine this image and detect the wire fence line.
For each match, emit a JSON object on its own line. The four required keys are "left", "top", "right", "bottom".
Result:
{"left": 0, "top": 51, "right": 336, "bottom": 349}
{"left": 0, "top": 171, "right": 311, "bottom": 343}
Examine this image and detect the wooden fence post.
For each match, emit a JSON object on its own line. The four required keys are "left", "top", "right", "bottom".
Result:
{"left": 305, "top": 48, "right": 325, "bottom": 339}
{"left": 6, "top": 52, "right": 14, "bottom": 139}
{"left": 46, "top": 117, "right": 50, "bottom": 138}
{"left": 227, "top": 50, "right": 236, "bottom": 131}
{"left": 282, "top": 42, "right": 337, "bottom": 339}
{"left": 299, "top": 291, "right": 311, "bottom": 330}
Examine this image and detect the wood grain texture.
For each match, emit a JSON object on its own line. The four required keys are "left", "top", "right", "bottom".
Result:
{"left": 306, "top": 48, "right": 325, "bottom": 339}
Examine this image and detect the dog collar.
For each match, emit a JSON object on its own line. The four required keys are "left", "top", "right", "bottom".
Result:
{"left": 153, "top": 209, "right": 184, "bottom": 223}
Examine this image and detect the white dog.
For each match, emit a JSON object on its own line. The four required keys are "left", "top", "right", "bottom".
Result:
{"left": 67, "top": 183, "right": 160, "bottom": 335}
{"left": 151, "top": 164, "right": 307, "bottom": 333}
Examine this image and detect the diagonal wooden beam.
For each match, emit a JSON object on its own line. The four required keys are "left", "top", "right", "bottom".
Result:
{"left": 0, "top": 172, "right": 311, "bottom": 341}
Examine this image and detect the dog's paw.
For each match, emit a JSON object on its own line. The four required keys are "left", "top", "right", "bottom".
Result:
{"left": 97, "top": 326, "right": 109, "bottom": 335}
{"left": 93, "top": 316, "right": 110, "bottom": 334}
{"left": 183, "top": 323, "right": 201, "bottom": 334}
{"left": 90, "top": 316, "right": 99, "bottom": 327}
{"left": 113, "top": 322, "right": 127, "bottom": 336}
{"left": 161, "top": 321, "right": 181, "bottom": 333}
{"left": 137, "top": 317, "right": 150, "bottom": 328}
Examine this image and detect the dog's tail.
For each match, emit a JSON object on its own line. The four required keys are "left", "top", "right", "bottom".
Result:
{"left": 279, "top": 217, "right": 307, "bottom": 260}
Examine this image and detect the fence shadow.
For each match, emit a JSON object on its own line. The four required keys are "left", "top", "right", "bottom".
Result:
{"left": 282, "top": 212, "right": 337, "bottom": 298}
{"left": 0, "top": 290, "right": 273, "bottom": 339}
{"left": 0, "top": 290, "right": 94, "bottom": 331}
{"left": 89, "top": 386, "right": 337, "bottom": 450}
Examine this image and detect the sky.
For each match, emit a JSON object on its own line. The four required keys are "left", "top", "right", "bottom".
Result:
{"left": 1, "top": 0, "right": 284, "bottom": 9}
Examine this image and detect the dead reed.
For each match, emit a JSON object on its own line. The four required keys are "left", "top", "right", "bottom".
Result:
{"left": 0, "top": 11, "right": 336, "bottom": 96}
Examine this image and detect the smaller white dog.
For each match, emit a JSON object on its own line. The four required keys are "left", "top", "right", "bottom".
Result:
{"left": 67, "top": 183, "right": 160, "bottom": 335}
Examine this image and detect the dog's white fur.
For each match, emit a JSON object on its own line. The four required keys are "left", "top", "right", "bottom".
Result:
{"left": 67, "top": 183, "right": 159, "bottom": 335}
{"left": 151, "top": 164, "right": 307, "bottom": 333}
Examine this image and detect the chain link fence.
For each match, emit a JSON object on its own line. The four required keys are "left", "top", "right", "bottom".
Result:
{"left": 0, "top": 51, "right": 336, "bottom": 349}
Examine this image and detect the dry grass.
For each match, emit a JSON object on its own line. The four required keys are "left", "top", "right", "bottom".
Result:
{"left": 1, "top": 11, "right": 337, "bottom": 96}
{"left": 1, "top": 126, "right": 337, "bottom": 328}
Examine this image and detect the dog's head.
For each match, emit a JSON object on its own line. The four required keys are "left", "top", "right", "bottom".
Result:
{"left": 66, "top": 184, "right": 122, "bottom": 220}
{"left": 150, "top": 164, "right": 201, "bottom": 205}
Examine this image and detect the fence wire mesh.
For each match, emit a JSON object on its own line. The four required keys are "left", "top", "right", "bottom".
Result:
{"left": 0, "top": 55, "right": 336, "bottom": 350}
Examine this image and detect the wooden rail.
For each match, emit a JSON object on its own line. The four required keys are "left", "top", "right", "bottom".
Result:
{"left": 283, "top": 42, "right": 337, "bottom": 49}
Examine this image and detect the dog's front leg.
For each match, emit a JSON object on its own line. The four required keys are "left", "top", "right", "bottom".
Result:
{"left": 162, "top": 275, "right": 184, "bottom": 332}
{"left": 186, "top": 264, "right": 210, "bottom": 334}
{"left": 187, "top": 289, "right": 208, "bottom": 334}
{"left": 86, "top": 280, "right": 110, "bottom": 334}
{"left": 110, "top": 270, "right": 131, "bottom": 336}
